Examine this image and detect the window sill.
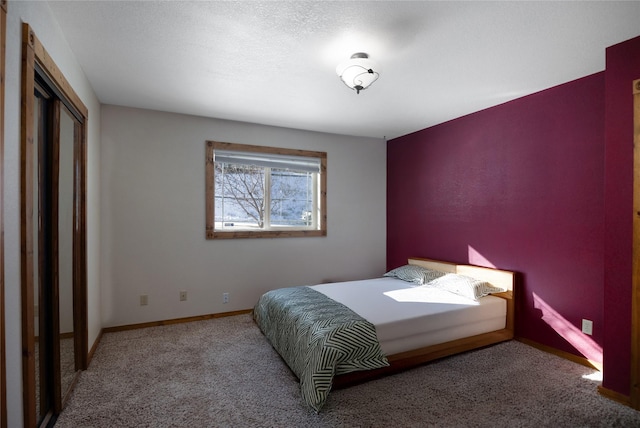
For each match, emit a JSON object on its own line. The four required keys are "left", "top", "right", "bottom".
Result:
{"left": 207, "top": 229, "right": 326, "bottom": 239}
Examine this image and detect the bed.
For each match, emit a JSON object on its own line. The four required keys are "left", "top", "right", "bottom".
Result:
{"left": 253, "top": 257, "right": 516, "bottom": 412}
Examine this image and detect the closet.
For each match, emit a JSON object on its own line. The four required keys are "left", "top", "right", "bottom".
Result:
{"left": 21, "top": 24, "right": 87, "bottom": 428}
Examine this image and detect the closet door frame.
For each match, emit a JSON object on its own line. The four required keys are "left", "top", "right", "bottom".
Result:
{"left": 20, "top": 23, "right": 88, "bottom": 427}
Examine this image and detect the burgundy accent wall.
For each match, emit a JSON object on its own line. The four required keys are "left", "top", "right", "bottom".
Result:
{"left": 388, "top": 73, "right": 606, "bottom": 362}
{"left": 602, "top": 35, "right": 640, "bottom": 396}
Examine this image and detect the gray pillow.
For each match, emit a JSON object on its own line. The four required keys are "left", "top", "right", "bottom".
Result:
{"left": 383, "top": 265, "right": 445, "bottom": 284}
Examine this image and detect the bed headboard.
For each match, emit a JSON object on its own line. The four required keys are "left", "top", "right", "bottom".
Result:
{"left": 408, "top": 257, "right": 515, "bottom": 296}
{"left": 408, "top": 257, "right": 516, "bottom": 334}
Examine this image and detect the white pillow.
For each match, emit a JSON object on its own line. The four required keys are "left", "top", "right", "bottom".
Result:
{"left": 427, "top": 273, "right": 505, "bottom": 300}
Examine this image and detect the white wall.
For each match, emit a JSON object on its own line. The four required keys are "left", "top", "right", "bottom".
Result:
{"left": 101, "top": 106, "right": 386, "bottom": 327}
{"left": 4, "top": 2, "right": 101, "bottom": 426}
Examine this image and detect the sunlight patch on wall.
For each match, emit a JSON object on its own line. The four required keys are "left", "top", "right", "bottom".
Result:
{"left": 468, "top": 245, "right": 496, "bottom": 268}
{"left": 533, "top": 292, "right": 603, "bottom": 364}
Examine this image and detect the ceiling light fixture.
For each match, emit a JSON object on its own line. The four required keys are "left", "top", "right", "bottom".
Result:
{"left": 336, "top": 52, "right": 380, "bottom": 94}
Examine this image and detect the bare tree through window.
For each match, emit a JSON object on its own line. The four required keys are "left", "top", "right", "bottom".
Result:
{"left": 215, "top": 163, "right": 313, "bottom": 228}
{"left": 215, "top": 163, "right": 265, "bottom": 227}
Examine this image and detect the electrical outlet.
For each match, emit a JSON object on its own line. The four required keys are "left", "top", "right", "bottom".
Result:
{"left": 180, "top": 290, "right": 187, "bottom": 301}
{"left": 223, "top": 292, "right": 229, "bottom": 304}
{"left": 582, "top": 319, "right": 593, "bottom": 335}
{"left": 140, "top": 294, "right": 148, "bottom": 306}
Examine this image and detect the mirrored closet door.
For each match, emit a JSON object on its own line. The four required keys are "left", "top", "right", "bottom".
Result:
{"left": 57, "top": 102, "right": 79, "bottom": 405}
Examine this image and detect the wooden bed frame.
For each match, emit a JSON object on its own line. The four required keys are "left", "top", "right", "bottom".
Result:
{"left": 332, "top": 257, "right": 516, "bottom": 388}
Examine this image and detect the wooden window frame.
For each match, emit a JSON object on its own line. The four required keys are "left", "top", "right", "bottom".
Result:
{"left": 206, "top": 141, "right": 327, "bottom": 239}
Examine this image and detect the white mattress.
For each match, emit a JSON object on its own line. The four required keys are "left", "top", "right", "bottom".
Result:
{"left": 309, "top": 277, "right": 506, "bottom": 355}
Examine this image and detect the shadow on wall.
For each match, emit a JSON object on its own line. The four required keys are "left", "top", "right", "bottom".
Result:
{"left": 532, "top": 292, "right": 603, "bottom": 364}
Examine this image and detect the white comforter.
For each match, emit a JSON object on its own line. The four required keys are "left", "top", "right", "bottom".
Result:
{"left": 310, "top": 277, "right": 506, "bottom": 355}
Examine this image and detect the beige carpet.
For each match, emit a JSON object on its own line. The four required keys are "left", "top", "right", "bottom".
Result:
{"left": 55, "top": 314, "right": 640, "bottom": 427}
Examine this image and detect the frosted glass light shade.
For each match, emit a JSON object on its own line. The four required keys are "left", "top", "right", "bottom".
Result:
{"left": 336, "top": 53, "right": 380, "bottom": 94}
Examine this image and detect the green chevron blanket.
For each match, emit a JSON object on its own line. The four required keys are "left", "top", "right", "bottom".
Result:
{"left": 253, "top": 286, "right": 389, "bottom": 412}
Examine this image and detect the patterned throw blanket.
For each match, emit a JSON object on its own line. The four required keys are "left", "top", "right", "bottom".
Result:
{"left": 253, "top": 286, "right": 389, "bottom": 412}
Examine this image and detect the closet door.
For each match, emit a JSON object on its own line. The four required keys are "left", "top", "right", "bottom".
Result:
{"left": 56, "top": 102, "right": 81, "bottom": 406}
{"left": 33, "top": 82, "right": 54, "bottom": 425}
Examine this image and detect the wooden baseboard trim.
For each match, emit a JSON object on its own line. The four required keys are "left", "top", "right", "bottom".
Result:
{"left": 102, "top": 309, "right": 253, "bottom": 334}
{"left": 516, "top": 337, "right": 603, "bottom": 371}
{"left": 598, "top": 385, "right": 632, "bottom": 406}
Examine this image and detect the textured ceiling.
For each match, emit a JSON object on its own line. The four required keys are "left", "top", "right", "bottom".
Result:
{"left": 48, "top": 1, "right": 640, "bottom": 139}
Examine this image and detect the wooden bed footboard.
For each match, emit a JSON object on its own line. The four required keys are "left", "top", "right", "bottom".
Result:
{"left": 333, "top": 257, "right": 517, "bottom": 389}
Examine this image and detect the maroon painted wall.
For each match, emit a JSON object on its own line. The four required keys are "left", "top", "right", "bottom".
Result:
{"left": 388, "top": 73, "right": 606, "bottom": 363}
{"left": 602, "top": 35, "right": 640, "bottom": 396}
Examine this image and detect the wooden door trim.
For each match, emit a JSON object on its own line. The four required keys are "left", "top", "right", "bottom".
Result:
{"left": 20, "top": 22, "right": 36, "bottom": 428}
{"left": 632, "top": 78, "right": 640, "bottom": 410}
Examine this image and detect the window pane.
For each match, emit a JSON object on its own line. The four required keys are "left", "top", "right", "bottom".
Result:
{"left": 269, "top": 169, "right": 314, "bottom": 227}
{"left": 214, "top": 163, "right": 265, "bottom": 229}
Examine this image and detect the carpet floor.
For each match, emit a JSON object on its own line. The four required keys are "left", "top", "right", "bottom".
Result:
{"left": 55, "top": 314, "right": 640, "bottom": 427}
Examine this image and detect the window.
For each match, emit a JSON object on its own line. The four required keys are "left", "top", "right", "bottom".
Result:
{"left": 206, "top": 141, "right": 327, "bottom": 239}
